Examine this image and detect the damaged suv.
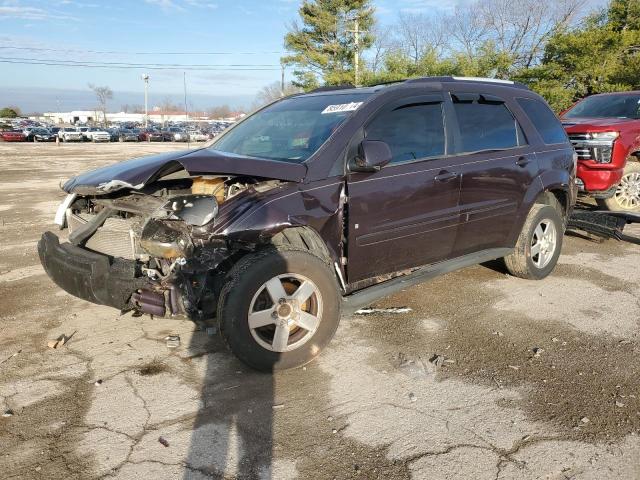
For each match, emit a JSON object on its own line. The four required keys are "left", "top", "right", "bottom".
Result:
{"left": 39, "top": 77, "right": 576, "bottom": 370}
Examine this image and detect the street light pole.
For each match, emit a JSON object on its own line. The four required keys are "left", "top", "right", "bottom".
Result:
{"left": 142, "top": 74, "right": 149, "bottom": 129}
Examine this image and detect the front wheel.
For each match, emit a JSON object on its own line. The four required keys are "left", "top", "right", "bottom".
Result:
{"left": 596, "top": 161, "right": 640, "bottom": 212}
{"left": 503, "top": 203, "right": 563, "bottom": 280}
{"left": 218, "top": 248, "right": 341, "bottom": 371}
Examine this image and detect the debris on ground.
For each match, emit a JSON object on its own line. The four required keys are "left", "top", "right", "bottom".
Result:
{"left": 409, "top": 392, "right": 417, "bottom": 402}
{"left": 94, "top": 379, "right": 103, "bottom": 386}
{"left": 508, "top": 365, "right": 520, "bottom": 370}
{"left": 272, "top": 404, "right": 285, "bottom": 410}
{"left": 492, "top": 331, "right": 504, "bottom": 337}
{"left": 429, "top": 354, "right": 445, "bottom": 367}
{"left": 552, "top": 337, "right": 560, "bottom": 343}
{"left": 354, "top": 307, "right": 412, "bottom": 315}
{"left": 394, "top": 352, "right": 435, "bottom": 378}
{"left": 47, "top": 332, "right": 73, "bottom": 349}
{"left": 0, "top": 350, "right": 21, "bottom": 365}
{"left": 158, "top": 436, "right": 170, "bottom": 447}
{"left": 532, "top": 347, "right": 545, "bottom": 358}
{"left": 581, "top": 417, "right": 590, "bottom": 424}
{"left": 615, "top": 401, "right": 626, "bottom": 408}
{"left": 2, "top": 409, "right": 14, "bottom": 418}
{"left": 165, "top": 335, "right": 180, "bottom": 348}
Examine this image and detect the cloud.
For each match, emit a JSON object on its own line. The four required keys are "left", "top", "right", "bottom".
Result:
{"left": 0, "top": 5, "right": 79, "bottom": 21}
{"left": 144, "top": 0, "right": 185, "bottom": 12}
{"left": 184, "top": 0, "right": 218, "bottom": 9}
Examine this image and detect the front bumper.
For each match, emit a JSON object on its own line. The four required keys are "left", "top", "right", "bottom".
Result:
{"left": 38, "top": 231, "right": 148, "bottom": 310}
{"left": 576, "top": 162, "right": 623, "bottom": 194}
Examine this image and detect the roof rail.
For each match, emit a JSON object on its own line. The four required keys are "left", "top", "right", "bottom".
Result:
{"left": 308, "top": 84, "right": 355, "bottom": 93}
{"left": 405, "top": 76, "right": 529, "bottom": 90}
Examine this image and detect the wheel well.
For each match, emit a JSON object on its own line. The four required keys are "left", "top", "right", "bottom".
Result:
{"left": 629, "top": 152, "right": 640, "bottom": 162}
{"left": 270, "top": 226, "right": 333, "bottom": 263}
{"left": 535, "top": 190, "right": 567, "bottom": 218}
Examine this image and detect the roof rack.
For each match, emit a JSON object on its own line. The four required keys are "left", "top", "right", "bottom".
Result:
{"left": 405, "top": 76, "right": 529, "bottom": 90}
{"left": 308, "top": 84, "right": 356, "bottom": 93}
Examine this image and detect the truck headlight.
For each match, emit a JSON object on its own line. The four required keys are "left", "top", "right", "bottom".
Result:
{"left": 572, "top": 131, "right": 619, "bottom": 163}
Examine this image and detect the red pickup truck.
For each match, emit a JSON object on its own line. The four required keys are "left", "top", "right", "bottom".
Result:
{"left": 561, "top": 91, "right": 640, "bottom": 211}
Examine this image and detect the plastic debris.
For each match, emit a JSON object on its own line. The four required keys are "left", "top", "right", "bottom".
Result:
{"left": 165, "top": 335, "right": 180, "bottom": 348}
{"left": 354, "top": 307, "right": 412, "bottom": 315}
{"left": 2, "top": 409, "right": 14, "bottom": 418}
{"left": 158, "top": 436, "right": 170, "bottom": 447}
{"left": 47, "top": 334, "right": 70, "bottom": 349}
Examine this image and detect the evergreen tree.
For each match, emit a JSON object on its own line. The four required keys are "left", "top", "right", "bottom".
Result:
{"left": 283, "top": 0, "right": 374, "bottom": 90}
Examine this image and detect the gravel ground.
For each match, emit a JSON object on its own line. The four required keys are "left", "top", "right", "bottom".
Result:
{"left": 0, "top": 142, "right": 639, "bottom": 479}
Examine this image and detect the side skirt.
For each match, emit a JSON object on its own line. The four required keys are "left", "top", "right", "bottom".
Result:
{"left": 341, "top": 247, "right": 513, "bottom": 316}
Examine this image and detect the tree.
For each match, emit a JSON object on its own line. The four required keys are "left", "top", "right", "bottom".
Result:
{"left": 88, "top": 83, "right": 113, "bottom": 126}
{"left": 207, "top": 105, "right": 232, "bottom": 119}
{"left": 0, "top": 107, "right": 20, "bottom": 118}
{"left": 253, "top": 81, "right": 302, "bottom": 109}
{"left": 283, "top": 0, "right": 375, "bottom": 89}
{"left": 516, "top": 0, "right": 640, "bottom": 111}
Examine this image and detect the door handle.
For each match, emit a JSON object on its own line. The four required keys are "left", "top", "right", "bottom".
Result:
{"left": 516, "top": 156, "right": 531, "bottom": 167}
{"left": 434, "top": 171, "right": 458, "bottom": 182}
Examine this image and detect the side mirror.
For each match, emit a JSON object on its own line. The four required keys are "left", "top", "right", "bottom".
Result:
{"left": 352, "top": 140, "right": 392, "bottom": 172}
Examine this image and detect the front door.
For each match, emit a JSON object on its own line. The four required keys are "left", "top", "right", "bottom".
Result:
{"left": 346, "top": 95, "right": 462, "bottom": 284}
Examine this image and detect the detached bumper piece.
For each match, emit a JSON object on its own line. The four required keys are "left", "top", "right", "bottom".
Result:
{"left": 38, "top": 231, "right": 148, "bottom": 309}
{"left": 567, "top": 210, "right": 640, "bottom": 245}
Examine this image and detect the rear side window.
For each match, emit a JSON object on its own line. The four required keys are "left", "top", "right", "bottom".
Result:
{"left": 365, "top": 103, "right": 445, "bottom": 164}
{"left": 453, "top": 98, "right": 521, "bottom": 152}
{"left": 517, "top": 97, "right": 568, "bottom": 145}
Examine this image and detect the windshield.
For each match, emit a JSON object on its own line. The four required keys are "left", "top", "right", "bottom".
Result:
{"left": 565, "top": 94, "right": 640, "bottom": 119}
{"left": 210, "top": 92, "right": 371, "bottom": 162}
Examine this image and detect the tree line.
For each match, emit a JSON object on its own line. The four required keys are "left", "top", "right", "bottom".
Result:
{"left": 282, "top": 0, "right": 640, "bottom": 111}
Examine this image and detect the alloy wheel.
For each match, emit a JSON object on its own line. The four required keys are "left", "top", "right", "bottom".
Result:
{"left": 248, "top": 273, "right": 323, "bottom": 353}
{"left": 614, "top": 172, "right": 640, "bottom": 210}
{"left": 530, "top": 219, "right": 557, "bottom": 269}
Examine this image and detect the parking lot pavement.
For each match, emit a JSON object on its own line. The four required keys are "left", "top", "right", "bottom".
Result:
{"left": 0, "top": 142, "right": 639, "bottom": 479}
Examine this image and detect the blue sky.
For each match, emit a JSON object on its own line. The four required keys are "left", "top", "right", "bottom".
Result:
{"left": 0, "top": 0, "right": 607, "bottom": 111}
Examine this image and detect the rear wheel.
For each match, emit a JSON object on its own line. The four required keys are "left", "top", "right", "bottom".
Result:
{"left": 596, "top": 161, "right": 640, "bottom": 212}
{"left": 504, "top": 203, "right": 563, "bottom": 280}
{"left": 218, "top": 248, "right": 341, "bottom": 371}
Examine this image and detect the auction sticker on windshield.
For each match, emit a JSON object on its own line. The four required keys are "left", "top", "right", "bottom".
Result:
{"left": 321, "top": 102, "right": 363, "bottom": 114}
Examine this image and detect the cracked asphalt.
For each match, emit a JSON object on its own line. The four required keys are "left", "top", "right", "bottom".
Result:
{"left": 1, "top": 142, "right": 639, "bottom": 479}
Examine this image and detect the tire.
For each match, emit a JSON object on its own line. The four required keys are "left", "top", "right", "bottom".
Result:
{"left": 218, "top": 248, "right": 341, "bottom": 371}
{"left": 503, "top": 203, "right": 564, "bottom": 280}
{"left": 596, "top": 161, "right": 640, "bottom": 212}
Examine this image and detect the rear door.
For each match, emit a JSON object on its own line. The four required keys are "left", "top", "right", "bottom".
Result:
{"left": 446, "top": 91, "right": 539, "bottom": 257}
{"left": 346, "top": 94, "right": 462, "bottom": 283}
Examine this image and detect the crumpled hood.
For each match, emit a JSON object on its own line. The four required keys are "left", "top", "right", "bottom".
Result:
{"left": 62, "top": 148, "right": 307, "bottom": 194}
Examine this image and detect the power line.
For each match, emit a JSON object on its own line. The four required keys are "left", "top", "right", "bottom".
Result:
{"left": 0, "top": 45, "right": 283, "bottom": 56}
{"left": 0, "top": 56, "right": 280, "bottom": 67}
{"left": 0, "top": 59, "right": 280, "bottom": 71}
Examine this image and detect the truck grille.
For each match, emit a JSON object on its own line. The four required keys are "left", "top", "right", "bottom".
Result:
{"left": 568, "top": 133, "right": 592, "bottom": 160}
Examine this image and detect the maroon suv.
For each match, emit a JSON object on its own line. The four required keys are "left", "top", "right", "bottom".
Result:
{"left": 38, "top": 77, "right": 576, "bottom": 370}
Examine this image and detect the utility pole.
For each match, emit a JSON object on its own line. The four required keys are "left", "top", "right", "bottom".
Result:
{"left": 183, "top": 72, "right": 190, "bottom": 148}
{"left": 280, "top": 60, "right": 285, "bottom": 97}
{"left": 142, "top": 74, "right": 149, "bottom": 129}
{"left": 353, "top": 18, "right": 359, "bottom": 87}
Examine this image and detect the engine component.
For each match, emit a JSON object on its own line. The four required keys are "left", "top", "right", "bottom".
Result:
{"left": 163, "top": 195, "right": 218, "bottom": 227}
{"left": 191, "top": 176, "right": 225, "bottom": 203}
{"left": 140, "top": 219, "right": 194, "bottom": 259}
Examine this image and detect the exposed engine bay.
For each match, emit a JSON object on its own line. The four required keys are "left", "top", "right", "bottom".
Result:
{"left": 58, "top": 174, "right": 283, "bottom": 320}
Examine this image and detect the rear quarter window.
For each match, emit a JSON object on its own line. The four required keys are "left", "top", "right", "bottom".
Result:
{"left": 452, "top": 97, "right": 523, "bottom": 152}
{"left": 517, "top": 97, "right": 568, "bottom": 145}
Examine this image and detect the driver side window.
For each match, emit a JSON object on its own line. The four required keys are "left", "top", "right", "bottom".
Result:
{"left": 365, "top": 103, "right": 445, "bottom": 164}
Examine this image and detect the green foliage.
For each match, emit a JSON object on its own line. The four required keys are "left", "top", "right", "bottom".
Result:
{"left": 0, "top": 107, "right": 19, "bottom": 118}
{"left": 515, "top": 0, "right": 640, "bottom": 111}
{"left": 283, "top": 0, "right": 374, "bottom": 90}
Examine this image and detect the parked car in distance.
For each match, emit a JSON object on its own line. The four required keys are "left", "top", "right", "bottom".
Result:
{"left": 49, "top": 127, "right": 61, "bottom": 136}
{"left": 0, "top": 130, "right": 26, "bottom": 142}
{"left": 118, "top": 129, "right": 139, "bottom": 142}
{"left": 58, "top": 127, "right": 84, "bottom": 142}
{"left": 28, "top": 128, "right": 56, "bottom": 142}
{"left": 85, "top": 127, "right": 111, "bottom": 143}
{"left": 138, "top": 129, "right": 164, "bottom": 142}
{"left": 39, "top": 76, "right": 576, "bottom": 371}
{"left": 561, "top": 91, "right": 640, "bottom": 211}
{"left": 76, "top": 126, "right": 90, "bottom": 141}
{"left": 188, "top": 131, "right": 209, "bottom": 142}
{"left": 162, "top": 126, "right": 188, "bottom": 142}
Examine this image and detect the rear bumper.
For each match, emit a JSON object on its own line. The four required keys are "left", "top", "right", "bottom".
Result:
{"left": 37, "top": 231, "right": 148, "bottom": 310}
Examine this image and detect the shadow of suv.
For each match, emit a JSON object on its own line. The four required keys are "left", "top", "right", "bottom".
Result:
{"left": 38, "top": 76, "right": 577, "bottom": 371}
